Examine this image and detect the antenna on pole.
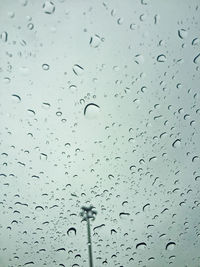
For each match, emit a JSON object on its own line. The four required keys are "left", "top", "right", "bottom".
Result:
{"left": 80, "top": 205, "right": 97, "bottom": 267}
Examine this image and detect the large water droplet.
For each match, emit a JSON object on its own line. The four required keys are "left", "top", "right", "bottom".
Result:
{"left": 157, "top": 54, "right": 166, "bottom": 62}
{"left": 136, "top": 242, "right": 147, "bottom": 250}
{"left": 172, "top": 139, "right": 181, "bottom": 148}
{"left": 43, "top": 1, "right": 55, "bottom": 14}
{"left": 166, "top": 242, "right": 176, "bottom": 250}
{"left": 84, "top": 103, "right": 100, "bottom": 119}
{"left": 67, "top": 227, "right": 76, "bottom": 236}
{"left": 178, "top": 29, "right": 188, "bottom": 39}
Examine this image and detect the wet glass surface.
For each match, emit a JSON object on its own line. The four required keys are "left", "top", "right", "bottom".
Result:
{"left": 0, "top": 0, "right": 200, "bottom": 266}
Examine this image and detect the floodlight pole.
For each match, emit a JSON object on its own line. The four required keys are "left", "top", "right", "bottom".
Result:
{"left": 86, "top": 215, "right": 93, "bottom": 267}
{"left": 80, "top": 205, "right": 97, "bottom": 267}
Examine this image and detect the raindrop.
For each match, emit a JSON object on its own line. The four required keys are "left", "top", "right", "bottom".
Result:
{"left": 117, "top": 17, "right": 124, "bottom": 25}
{"left": 8, "top": 11, "right": 15, "bottom": 18}
{"left": 27, "top": 23, "right": 34, "bottom": 30}
{"left": 89, "top": 34, "right": 101, "bottom": 48}
{"left": 192, "top": 156, "right": 199, "bottom": 162}
{"left": 3, "top": 77, "right": 11, "bottom": 84}
{"left": 93, "top": 224, "right": 105, "bottom": 231}
{"left": 35, "top": 205, "right": 44, "bottom": 211}
{"left": 166, "top": 242, "right": 176, "bottom": 250}
{"left": 56, "top": 111, "right": 62, "bottom": 116}
{"left": 27, "top": 109, "right": 36, "bottom": 116}
{"left": 12, "top": 94, "right": 21, "bottom": 103}
{"left": 139, "top": 14, "right": 145, "bottom": 21}
{"left": 178, "top": 29, "right": 187, "bottom": 39}
{"left": 130, "top": 23, "right": 136, "bottom": 30}
{"left": 134, "top": 54, "right": 144, "bottom": 64}
{"left": 42, "top": 64, "right": 49, "bottom": 70}
{"left": 20, "top": 0, "right": 28, "bottom": 6}
{"left": 67, "top": 227, "right": 76, "bottom": 236}
{"left": 1, "top": 31, "right": 8, "bottom": 42}
{"left": 148, "top": 257, "right": 155, "bottom": 261}
{"left": 72, "top": 64, "right": 84, "bottom": 76}
{"left": 193, "top": 53, "right": 200, "bottom": 64}
{"left": 111, "top": 229, "right": 117, "bottom": 234}
{"left": 42, "top": 102, "right": 51, "bottom": 109}
{"left": 43, "top": 1, "right": 55, "bottom": 14}
{"left": 32, "top": 175, "right": 39, "bottom": 179}
{"left": 119, "top": 212, "right": 130, "bottom": 218}
{"left": 56, "top": 248, "right": 66, "bottom": 252}
{"left": 172, "top": 139, "right": 181, "bottom": 148}
{"left": 149, "top": 156, "right": 157, "bottom": 162}
{"left": 84, "top": 103, "right": 100, "bottom": 119}
{"left": 69, "top": 84, "right": 77, "bottom": 91}
{"left": 136, "top": 242, "right": 147, "bottom": 250}
{"left": 154, "top": 14, "right": 160, "bottom": 24}
{"left": 80, "top": 98, "right": 85, "bottom": 104}
{"left": 40, "top": 153, "right": 47, "bottom": 160}
{"left": 157, "top": 54, "right": 166, "bottom": 62}
{"left": 192, "top": 38, "right": 200, "bottom": 46}
{"left": 195, "top": 176, "right": 200, "bottom": 181}
{"left": 143, "top": 203, "right": 150, "bottom": 211}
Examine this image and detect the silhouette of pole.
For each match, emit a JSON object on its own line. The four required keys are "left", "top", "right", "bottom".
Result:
{"left": 80, "top": 205, "right": 97, "bottom": 267}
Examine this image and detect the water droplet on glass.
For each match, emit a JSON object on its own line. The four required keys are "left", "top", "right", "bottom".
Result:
{"left": 12, "top": 94, "right": 21, "bottom": 103}
{"left": 40, "top": 153, "right": 47, "bottom": 160}
{"left": 1, "top": 31, "right": 8, "bottom": 42}
{"left": 42, "top": 64, "right": 50, "bottom": 70}
{"left": 157, "top": 54, "right": 166, "bottom": 62}
{"left": 136, "top": 242, "right": 147, "bottom": 250}
{"left": 192, "top": 38, "right": 200, "bottom": 46}
{"left": 67, "top": 227, "right": 76, "bottom": 236}
{"left": 7, "top": 11, "right": 15, "bottom": 18}
{"left": 119, "top": 212, "right": 130, "bottom": 218}
{"left": 143, "top": 203, "right": 150, "bottom": 212}
{"left": 35, "top": 205, "right": 44, "bottom": 211}
{"left": 130, "top": 23, "right": 136, "bottom": 30}
{"left": 154, "top": 14, "right": 160, "bottom": 24}
{"left": 73, "top": 64, "right": 84, "bottom": 76}
{"left": 84, "top": 103, "right": 100, "bottom": 119}
{"left": 178, "top": 29, "right": 188, "bottom": 39}
{"left": 172, "top": 139, "right": 181, "bottom": 148}
{"left": 193, "top": 53, "right": 200, "bottom": 64}
{"left": 4, "top": 77, "right": 11, "bottom": 84}
{"left": 135, "top": 54, "right": 144, "bottom": 64}
{"left": 27, "top": 23, "right": 34, "bottom": 30}
{"left": 117, "top": 17, "right": 124, "bottom": 25}
{"left": 56, "top": 111, "right": 62, "bottom": 116}
{"left": 27, "top": 109, "right": 36, "bottom": 116}
{"left": 166, "top": 242, "right": 176, "bottom": 250}
{"left": 43, "top": 1, "right": 55, "bottom": 14}
{"left": 89, "top": 34, "right": 101, "bottom": 48}
{"left": 42, "top": 102, "right": 51, "bottom": 109}
{"left": 69, "top": 84, "right": 77, "bottom": 92}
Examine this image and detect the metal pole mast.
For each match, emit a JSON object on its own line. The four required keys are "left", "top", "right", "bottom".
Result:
{"left": 80, "top": 205, "right": 97, "bottom": 267}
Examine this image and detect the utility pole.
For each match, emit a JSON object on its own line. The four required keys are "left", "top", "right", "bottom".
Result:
{"left": 80, "top": 205, "right": 97, "bottom": 267}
